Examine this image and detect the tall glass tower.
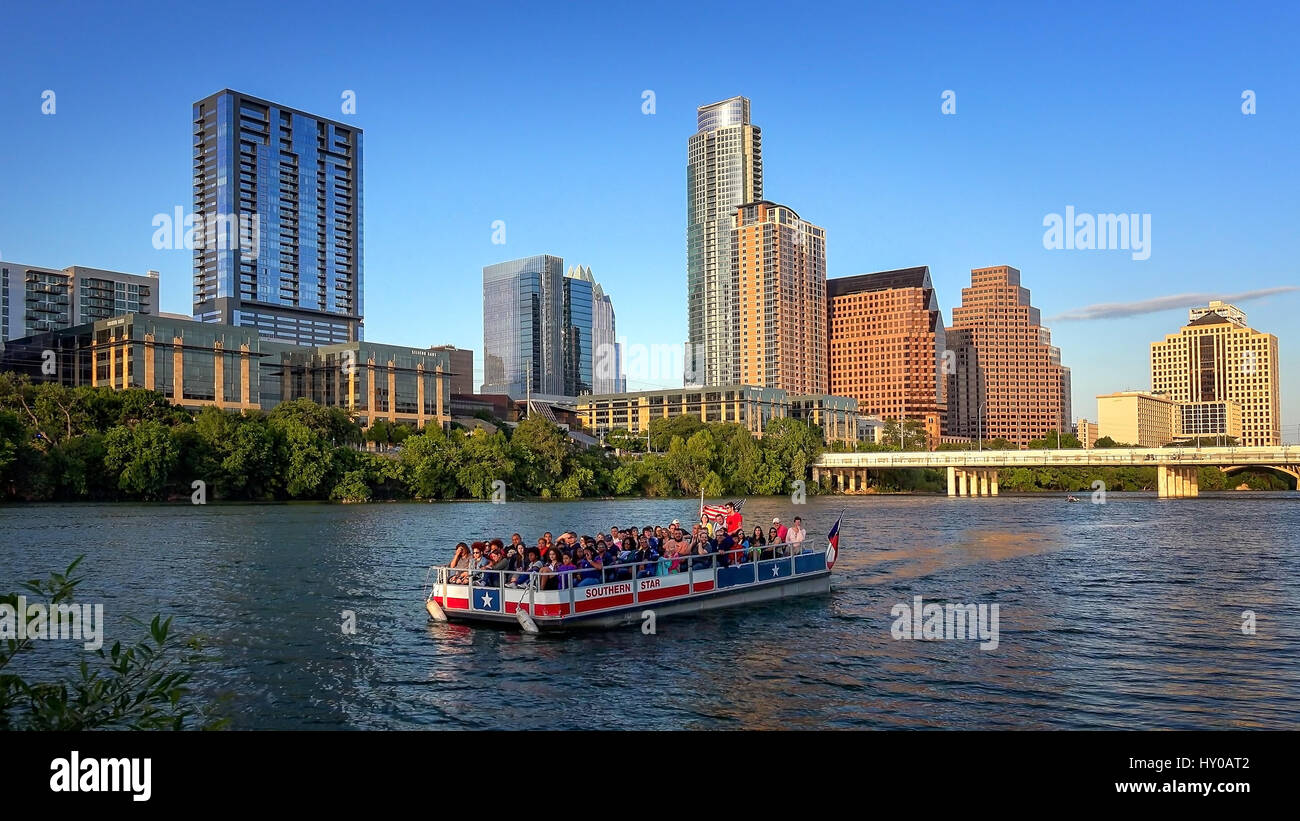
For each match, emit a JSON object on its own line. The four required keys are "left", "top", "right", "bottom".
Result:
{"left": 686, "top": 96, "right": 762, "bottom": 386}
{"left": 561, "top": 268, "right": 594, "bottom": 397}
{"left": 192, "top": 90, "right": 363, "bottom": 345}
{"left": 482, "top": 255, "right": 565, "bottom": 396}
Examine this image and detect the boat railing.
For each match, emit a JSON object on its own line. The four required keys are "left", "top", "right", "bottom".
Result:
{"left": 426, "top": 540, "right": 820, "bottom": 612}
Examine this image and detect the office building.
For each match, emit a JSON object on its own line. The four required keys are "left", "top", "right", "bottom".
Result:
{"left": 482, "top": 255, "right": 565, "bottom": 396}
{"left": 687, "top": 96, "right": 762, "bottom": 386}
{"left": 192, "top": 90, "right": 363, "bottom": 345}
{"left": 482, "top": 257, "right": 621, "bottom": 399}
{"left": 1179, "top": 400, "right": 1243, "bottom": 442}
{"left": 787, "top": 394, "right": 858, "bottom": 445}
{"left": 1150, "top": 301, "right": 1280, "bottom": 446}
{"left": 570, "top": 266, "right": 624, "bottom": 395}
{"left": 734, "top": 201, "right": 827, "bottom": 395}
{"left": 1076, "top": 418, "right": 1099, "bottom": 449}
{"left": 576, "top": 385, "right": 857, "bottom": 445}
{"left": 1096, "top": 390, "right": 1179, "bottom": 447}
{"left": 828, "top": 266, "right": 946, "bottom": 446}
{"left": 946, "top": 265, "right": 1072, "bottom": 446}
{"left": 561, "top": 268, "right": 594, "bottom": 396}
{"left": 2, "top": 261, "right": 155, "bottom": 342}
{"left": 428, "top": 345, "right": 474, "bottom": 396}
{"left": 0, "top": 313, "right": 451, "bottom": 429}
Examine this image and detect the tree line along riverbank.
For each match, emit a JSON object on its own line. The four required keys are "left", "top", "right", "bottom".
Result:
{"left": 0, "top": 374, "right": 1288, "bottom": 503}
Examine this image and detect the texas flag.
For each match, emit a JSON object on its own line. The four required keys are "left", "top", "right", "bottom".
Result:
{"left": 825, "top": 512, "right": 843, "bottom": 570}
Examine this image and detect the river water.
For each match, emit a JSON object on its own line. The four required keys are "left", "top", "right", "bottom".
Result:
{"left": 3, "top": 493, "right": 1298, "bottom": 729}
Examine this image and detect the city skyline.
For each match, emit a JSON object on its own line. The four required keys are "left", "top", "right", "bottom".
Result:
{"left": 1, "top": 1, "right": 1296, "bottom": 439}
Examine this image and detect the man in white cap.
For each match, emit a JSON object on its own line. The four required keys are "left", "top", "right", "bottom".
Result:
{"left": 772, "top": 517, "right": 788, "bottom": 544}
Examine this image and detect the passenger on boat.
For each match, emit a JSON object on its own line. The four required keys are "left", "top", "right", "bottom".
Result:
{"left": 690, "top": 535, "right": 715, "bottom": 570}
{"left": 575, "top": 546, "right": 603, "bottom": 586}
{"left": 659, "top": 540, "right": 682, "bottom": 575}
{"left": 787, "top": 517, "right": 807, "bottom": 554}
{"left": 724, "top": 503, "right": 744, "bottom": 538}
{"left": 508, "top": 547, "right": 541, "bottom": 587}
{"left": 750, "top": 526, "right": 769, "bottom": 561}
{"left": 662, "top": 528, "right": 687, "bottom": 571}
{"left": 719, "top": 530, "right": 740, "bottom": 566}
{"left": 537, "top": 547, "right": 562, "bottom": 590}
{"left": 555, "top": 551, "right": 578, "bottom": 589}
{"left": 600, "top": 538, "right": 622, "bottom": 581}
{"left": 484, "top": 540, "right": 511, "bottom": 586}
{"left": 448, "top": 542, "right": 471, "bottom": 584}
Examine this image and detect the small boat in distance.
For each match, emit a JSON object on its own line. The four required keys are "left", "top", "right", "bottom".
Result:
{"left": 424, "top": 514, "right": 842, "bottom": 632}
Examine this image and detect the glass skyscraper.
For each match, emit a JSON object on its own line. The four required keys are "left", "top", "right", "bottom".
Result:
{"left": 687, "top": 96, "right": 762, "bottom": 386}
{"left": 482, "top": 257, "right": 620, "bottom": 398}
{"left": 562, "top": 270, "right": 594, "bottom": 397}
{"left": 192, "top": 90, "right": 363, "bottom": 346}
{"left": 584, "top": 269, "right": 624, "bottom": 395}
{"left": 482, "top": 255, "right": 565, "bottom": 396}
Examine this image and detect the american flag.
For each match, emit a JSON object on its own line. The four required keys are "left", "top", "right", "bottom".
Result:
{"left": 700, "top": 499, "right": 745, "bottom": 522}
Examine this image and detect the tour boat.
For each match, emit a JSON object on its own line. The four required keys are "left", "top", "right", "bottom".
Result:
{"left": 423, "top": 514, "right": 842, "bottom": 632}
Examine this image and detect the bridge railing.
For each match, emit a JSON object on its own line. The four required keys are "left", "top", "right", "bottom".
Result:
{"left": 815, "top": 445, "right": 1298, "bottom": 469}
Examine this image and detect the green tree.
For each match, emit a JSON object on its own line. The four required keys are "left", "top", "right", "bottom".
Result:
{"left": 511, "top": 416, "right": 569, "bottom": 495}
{"left": 457, "top": 429, "right": 514, "bottom": 499}
{"left": 220, "top": 419, "right": 279, "bottom": 499}
{"left": 330, "top": 469, "right": 373, "bottom": 503}
{"left": 103, "top": 420, "right": 179, "bottom": 500}
{"left": 649, "top": 414, "right": 705, "bottom": 453}
{"left": 402, "top": 427, "right": 463, "bottom": 499}
{"left": 268, "top": 398, "right": 362, "bottom": 447}
{"left": 605, "top": 427, "right": 644, "bottom": 452}
{"left": 1094, "top": 436, "right": 1132, "bottom": 449}
{"left": 666, "top": 429, "right": 716, "bottom": 494}
{"left": 1028, "top": 430, "right": 1082, "bottom": 449}
{"left": 273, "top": 418, "right": 334, "bottom": 498}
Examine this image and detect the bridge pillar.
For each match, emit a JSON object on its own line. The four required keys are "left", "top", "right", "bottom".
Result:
{"left": 1157, "top": 465, "right": 1169, "bottom": 499}
{"left": 1185, "top": 467, "right": 1199, "bottom": 498}
{"left": 990, "top": 470, "right": 999, "bottom": 496}
{"left": 812, "top": 467, "right": 820, "bottom": 485}
{"left": 979, "top": 471, "right": 989, "bottom": 496}
{"left": 849, "top": 470, "right": 858, "bottom": 492}
{"left": 947, "top": 466, "right": 957, "bottom": 497}
{"left": 959, "top": 470, "right": 969, "bottom": 497}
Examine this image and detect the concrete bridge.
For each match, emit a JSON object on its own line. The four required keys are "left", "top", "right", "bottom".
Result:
{"left": 812, "top": 446, "right": 1300, "bottom": 499}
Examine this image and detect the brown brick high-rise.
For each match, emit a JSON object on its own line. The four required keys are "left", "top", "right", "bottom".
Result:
{"left": 946, "top": 265, "right": 1071, "bottom": 446}
{"left": 827, "top": 266, "right": 946, "bottom": 445}
{"left": 733, "top": 201, "right": 826, "bottom": 395}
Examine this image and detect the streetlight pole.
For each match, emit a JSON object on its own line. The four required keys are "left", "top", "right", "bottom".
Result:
{"left": 977, "top": 401, "right": 986, "bottom": 451}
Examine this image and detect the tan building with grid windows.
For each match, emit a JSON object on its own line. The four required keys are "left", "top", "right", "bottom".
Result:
{"left": 1096, "top": 391, "right": 1179, "bottom": 447}
{"left": 1150, "top": 301, "right": 1280, "bottom": 447}
{"left": 828, "top": 266, "right": 946, "bottom": 448}
{"left": 1179, "top": 400, "right": 1243, "bottom": 442}
{"left": 733, "top": 201, "right": 826, "bottom": 395}
{"left": 575, "top": 385, "right": 857, "bottom": 445}
{"left": 946, "top": 265, "right": 1072, "bottom": 447}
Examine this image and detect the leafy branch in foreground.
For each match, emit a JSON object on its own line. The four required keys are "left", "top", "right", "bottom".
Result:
{"left": 0, "top": 556, "right": 228, "bottom": 730}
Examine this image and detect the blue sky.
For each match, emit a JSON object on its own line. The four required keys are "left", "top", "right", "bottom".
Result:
{"left": 2, "top": 0, "right": 1297, "bottom": 440}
